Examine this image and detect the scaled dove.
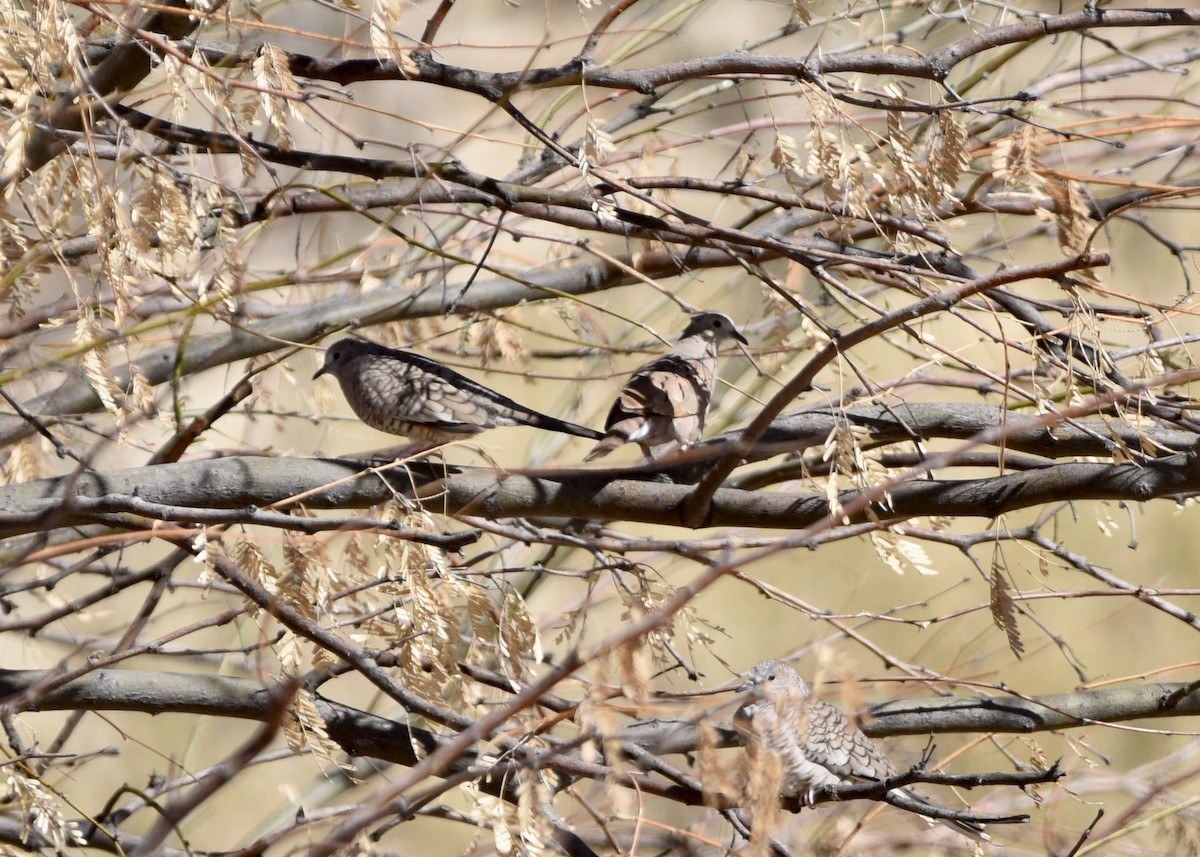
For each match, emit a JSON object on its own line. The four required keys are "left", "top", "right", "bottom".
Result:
{"left": 584, "top": 311, "right": 746, "bottom": 461}
{"left": 734, "top": 658, "right": 989, "bottom": 841}
{"left": 313, "top": 338, "right": 602, "bottom": 448}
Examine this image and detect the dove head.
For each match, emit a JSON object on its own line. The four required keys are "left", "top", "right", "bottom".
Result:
{"left": 739, "top": 658, "right": 812, "bottom": 700}
{"left": 313, "top": 338, "right": 379, "bottom": 381}
{"left": 680, "top": 311, "right": 748, "bottom": 345}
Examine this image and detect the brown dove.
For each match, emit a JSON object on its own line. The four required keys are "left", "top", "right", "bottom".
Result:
{"left": 734, "top": 658, "right": 989, "bottom": 841}
{"left": 584, "top": 311, "right": 747, "bottom": 461}
{"left": 313, "top": 338, "right": 602, "bottom": 448}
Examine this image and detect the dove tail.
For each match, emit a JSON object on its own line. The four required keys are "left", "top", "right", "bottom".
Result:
{"left": 902, "top": 787, "right": 990, "bottom": 842}
{"left": 950, "top": 819, "right": 990, "bottom": 842}
{"left": 583, "top": 432, "right": 626, "bottom": 462}
{"left": 523, "top": 411, "right": 604, "bottom": 441}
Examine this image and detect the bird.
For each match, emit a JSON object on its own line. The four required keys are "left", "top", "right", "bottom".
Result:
{"left": 313, "top": 337, "right": 603, "bottom": 448}
{"left": 733, "top": 658, "right": 988, "bottom": 841}
{"left": 583, "top": 311, "right": 747, "bottom": 462}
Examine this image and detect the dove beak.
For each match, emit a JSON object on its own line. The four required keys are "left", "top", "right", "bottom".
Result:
{"left": 731, "top": 329, "right": 748, "bottom": 346}
{"left": 312, "top": 363, "right": 328, "bottom": 381}
{"left": 735, "top": 679, "right": 752, "bottom": 693}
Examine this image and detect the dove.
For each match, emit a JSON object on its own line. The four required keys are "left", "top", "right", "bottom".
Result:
{"left": 584, "top": 311, "right": 746, "bottom": 461}
{"left": 313, "top": 338, "right": 602, "bottom": 448}
{"left": 734, "top": 659, "right": 989, "bottom": 841}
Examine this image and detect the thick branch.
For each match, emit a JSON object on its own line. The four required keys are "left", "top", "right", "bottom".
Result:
{"left": 0, "top": 667, "right": 1188, "bottom": 815}
{"left": 634, "top": 681, "right": 1200, "bottom": 757}
{"left": 1, "top": 441, "right": 1198, "bottom": 540}
{"left": 0, "top": 669, "right": 1174, "bottom": 800}
{"left": 741, "top": 403, "right": 1200, "bottom": 462}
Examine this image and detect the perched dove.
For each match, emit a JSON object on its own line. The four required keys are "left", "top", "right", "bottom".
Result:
{"left": 313, "top": 338, "right": 602, "bottom": 447}
{"left": 734, "top": 659, "right": 989, "bottom": 841}
{"left": 584, "top": 311, "right": 747, "bottom": 461}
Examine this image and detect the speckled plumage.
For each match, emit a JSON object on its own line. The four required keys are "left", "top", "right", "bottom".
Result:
{"left": 313, "top": 338, "right": 602, "bottom": 446}
{"left": 584, "top": 312, "right": 747, "bottom": 462}
{"left": 734, "top": 659, "right": 988, "bottom": 841}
